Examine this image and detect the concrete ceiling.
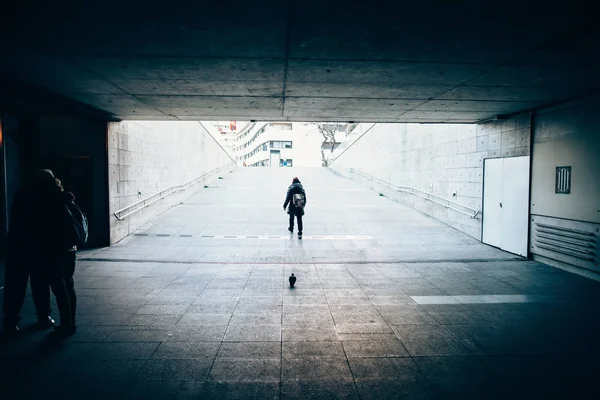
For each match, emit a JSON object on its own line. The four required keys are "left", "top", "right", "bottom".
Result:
{"left": 1, "top": 0, "right": 598, "bottom": 123}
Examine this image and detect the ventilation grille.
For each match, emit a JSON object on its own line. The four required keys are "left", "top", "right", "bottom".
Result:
{"left": 531, "top": 214, "right": 599, "bottom": 272}
{"left": 555, "top": 166, "right": 571, "bottom": 194}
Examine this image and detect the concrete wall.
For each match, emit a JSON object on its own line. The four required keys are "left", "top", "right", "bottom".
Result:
{"left": 531, "top": 99, "right": 600, "bottom": 223}
{"left": 108, "top": 121, "right": 235, "bottom": 244}
{"left": 38, "top": 115, "right": 109, "bottom": 247}
{"left": 529, "top": 97, "right": 600, "bottom": 277}
{"left": 329, "top": 114, "right": 531, "bottom": 239}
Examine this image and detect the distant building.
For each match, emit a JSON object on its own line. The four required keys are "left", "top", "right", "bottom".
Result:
{"left": 232, "top": 122, "right": 323, "bottom": 167}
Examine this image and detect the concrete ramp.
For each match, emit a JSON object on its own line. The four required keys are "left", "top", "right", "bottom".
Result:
{"left": 95, "top": 167, "right": 512, "bottom": 264}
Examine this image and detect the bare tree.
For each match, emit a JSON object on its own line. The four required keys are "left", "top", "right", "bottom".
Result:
{"left": 317, "top": 123, "right": 344, "bottom": 166}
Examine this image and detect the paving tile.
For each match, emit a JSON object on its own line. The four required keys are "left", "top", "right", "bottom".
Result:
{"left": 124, "top": 314, "right": 182, "bottom": 328}
{"left": 70, "top": 360, "right": 148, "bottom": 381}
{"left": 349, "top": 357, "right": 421, "bottom": 380}
{"left": 283, "top": 289, "right": 325, "bottom": 297}
{"left": 26, "top": 382, "right": 130, "bottom": 400}
{"left": 176, "top": 313, "right": 232, "bottom": 325}
{"left": 224, "top": 325, "right": 282, "bottom": 341}
{"left": 165, "top": 325, "right": 228, "bottom": 341}
{"left": 377, "top": 305, "right": 436, "bottom": 325}
{"left": 335, "top": 324, "right": 393, "bottom": 334}
{"left": 283, "top": 313, "right": 333, "bottom": 325}
{"left": 283, "top": 304, "right": 330, "bottom": 314}
{"left": 66, "top": 325, "right": 116, "bottom": 342}
{"left": 136, "top": 304, "right": 191, "bottom": 314}
{"left": 47, "top": 342, "right": 156, "bottom": 361}
{"left": 209, "top": 358, "right": 281, "bottom": 382}
{"left": 234, "top": 297, "right": 283, "bottom": 308}
{"left": 343, "top": 340, "right": 409, "bottom": 358}
{"left": 414, "top": 356, "right": 494, "bottom": 400}
{"left": 283, "top": 296, "right": 328, "bottom": 305}
{"left": 331, "top": 312, "right": 386, "bottom": 325}
{"left": 281, "top": 380, "right": 360, "bottom": 399}
{"left": 283, "top": 341, "right": 345, "bottom": 359}
{"left": 125, "top": 381, "right": 206, "bottom": 400}
{"left": 152, "top": 341, "right": 220, "bottom": 359}
{"left": 230, "top": 313, "right": 282, "bottom": 325}
{"left": 379, "top": 310, "right": 438, "bottom": 325}
{"left": 76, "top": 314, "right": 132, "bottom": 326}
{"left": 135, "top": 359, "right": 213, "bottom": 381}
{"left": 337, "top": 333, "right": 400, "bottom": 341}
{"left": 368, "top": 295, "right": 416, "bottom": 305}
{"left": 282, "top": 326, "right": 339, "bottom": 341}
{"left": 78, "top": 303, "right": 145, "bottom": 315}
{"left": 104, "top": 329, "right": 170, "bottom": 342}
{"left": 327, "top": 297, "right": 373, "bottom": 306}
{"left": 283, "top": 358, "right": 353, "bottom": 381}
{"left": 432, "top": 313, "right": 492, "bottom": 328}
{"left": 391, "top": 324, "right": 472, "bottom": 356}
{"left": 217, "top": 342, "right": 282, "bottom": 359}
{"left": 399, "top": 336, "right": 472, "bottom": 357}
{"left": 202, "top": 382, "right": 280, "bottom": 400}
{"left": 355, "top": 378, "right": 439, "bottom": 400}
{"left": 186, "top": 303, "right": 238, "bottom": 314}
{"left": 330, "top": 304, "right": 379, "bottom": 313}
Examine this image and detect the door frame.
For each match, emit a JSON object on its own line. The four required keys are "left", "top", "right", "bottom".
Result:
{"left": 481, "top": 155, "right": 532, "bottom": 256}
{"left": 270, "top": 150, "right": 281, "bottom": 168}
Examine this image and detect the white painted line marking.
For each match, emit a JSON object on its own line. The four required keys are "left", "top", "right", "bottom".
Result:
{"left": 135, "top": 234, "right": 374, "bottom": 240}
{"left": 411, "top": 294, "right": 559, "bottom": 305}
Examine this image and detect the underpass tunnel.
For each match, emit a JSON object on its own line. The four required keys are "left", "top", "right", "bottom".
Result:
{"left": 2, "top": 97, "right": 599, "bottom": 278}
{"left": 0, "top": 1, "right": 600, "bottom": 398}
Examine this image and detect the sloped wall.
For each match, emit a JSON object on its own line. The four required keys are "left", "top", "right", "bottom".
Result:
{"left": 329, "top": 114, "right": 530, "bottom": 239}
{"left": 108, "top": 121, "right": 235, "bottom": 244}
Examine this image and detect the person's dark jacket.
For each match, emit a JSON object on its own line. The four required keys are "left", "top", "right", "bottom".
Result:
{"left": 283, "top": 182, "right": 306, "bottom": 216}
{"left": 8, "top": 179, "right": 75, "bottom": 264}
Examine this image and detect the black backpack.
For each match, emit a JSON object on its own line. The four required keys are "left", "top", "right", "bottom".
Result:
{"left": 293, "top": 193, "right": 305, "bottom": 209}
{"left": 65, "top": 201, "right": 88, "bottom": 246}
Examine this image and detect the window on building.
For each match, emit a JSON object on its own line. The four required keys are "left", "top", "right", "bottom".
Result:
{"left": 269, "top": 141, "right": 293, "bottom": 149}
{"left": 270, "top": 122, "right": 293, "bottom": 130}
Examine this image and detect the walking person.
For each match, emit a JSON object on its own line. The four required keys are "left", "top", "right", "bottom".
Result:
{"left": 2, "top": 170, "right": 82, "bottom": 337}
{"left": 283, "top": 177, "right": 306, "bottom": 239}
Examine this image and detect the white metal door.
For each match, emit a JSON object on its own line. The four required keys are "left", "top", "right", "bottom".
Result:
{"left": 482, "top": 158, "right": 504, "bottom": 249}
{"left": 483, "top": 156, "right": 530, "bottom": 257}
{"left": 270, "top": 151, "right": 280, "bottom": 168}
{"left": 501, "top": 156, "right": 530, "bottom": 256}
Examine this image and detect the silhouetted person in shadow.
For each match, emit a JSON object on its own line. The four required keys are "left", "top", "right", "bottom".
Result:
{"left": 2, "top": 169, "right": 78, "bottom": 337}
{"left": 283, "top": 177, "right": 306, "bottom": 238}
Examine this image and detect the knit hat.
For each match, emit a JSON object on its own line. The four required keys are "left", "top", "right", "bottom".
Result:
{"left": 292, "top": 177, "right": 300, "bottom": 183}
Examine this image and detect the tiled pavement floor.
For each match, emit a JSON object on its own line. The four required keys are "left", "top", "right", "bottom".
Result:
{"left": 1, "top": 167, "right": 600, "bottom": 399}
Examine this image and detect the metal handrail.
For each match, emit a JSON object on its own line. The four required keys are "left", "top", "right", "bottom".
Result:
{"left": 113, "top": 162, "right": 236, "bottom": 221}
{"left": 340, "top": 167, "right": 480, "bottom": 218}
